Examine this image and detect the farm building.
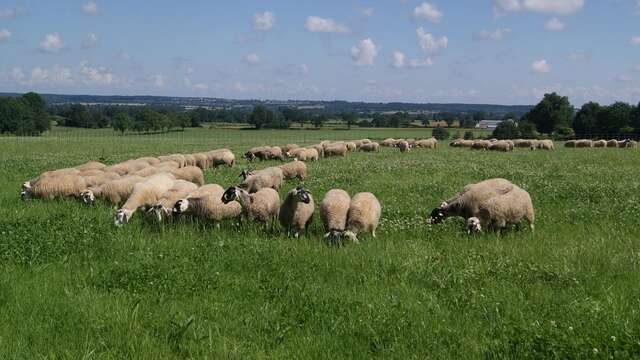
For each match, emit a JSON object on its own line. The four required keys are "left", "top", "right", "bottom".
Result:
{"left": 476, "top": 120, "right": 503, "bottom": 130}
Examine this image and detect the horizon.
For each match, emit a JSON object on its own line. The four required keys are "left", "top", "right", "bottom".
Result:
{"left": 1, "top": 1, "right": 639, "bottom": 106}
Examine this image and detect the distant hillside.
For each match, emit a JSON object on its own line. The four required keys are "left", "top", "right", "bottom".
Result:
{"left": 0, "top": 92, "right": 533, "bottom": 116}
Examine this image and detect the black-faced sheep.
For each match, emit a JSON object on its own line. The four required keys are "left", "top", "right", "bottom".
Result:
{"left": 221, "top": 186, "right": 280, "bottom": 223}
{"left": 173, "top": 184, "right": 242, "bottom": 223}
{"left": 148, "top": 180, "right": 199, "bottom": 222}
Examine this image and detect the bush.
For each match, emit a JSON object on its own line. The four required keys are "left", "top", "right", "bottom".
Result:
{"left": 552, "top": 126, "right": 575, "bottom": 140}
{"left": 464, "top": 131, "right": 475, "bottom": 140}
{"left": 432, "top": 126, "right": 449, "bottom": 140}
{"left": 492, "top": 120, "right": 520, "bottom": 139}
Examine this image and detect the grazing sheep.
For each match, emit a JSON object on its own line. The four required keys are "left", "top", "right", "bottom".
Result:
{"left": 168, "top": 166, "right": 205, "bottom": 186}
{"left": 309, "top": 144, "right": 325, "bottom": 158}
{"left": 183, "top": 154, "right": 197, "bottom": 167}
{"left": 360, "top": 138, "right": 372, "bottom": 144}
{"left": 606, "top": 139, "right": 619, "bottom": 148}
{"left": 283, "top": 144, "right": 299, "bottom": 152}
{"left": 396, "top": 140, "right": 411, "bottom": 152}
{"left": 488, "top": 140, "right": 513, "bottom": 152}
{"left": 320, "top": 189, "right": 351, "bottom": 239}
{"left": 623, "top": 140, "right": 638, "bottom": 148}
{"left": 451, "top": 139, "right": 474, "bottom": 148}
{"left": 105, "top": 160, "right": 150, "bottom": 176}
{"left": 325, "top": 143, "right": 349, "bottom": 157}
{"left": 415, "top": 138, "right": 438, "bottom": 149}
{"left": 173, "top": 184, "right": 242, "bottom": 223}
{"left": 279, "top": 186, "right": 315, "bottom": 237}
{"left": 565, "top": 140, "right": 576, "bottom": 148}
{"left": 80, "top": 175, "right": 145, "bottom": 205}
{"left": 193, "top": 153, "right": 210, "bottom": 169}
{"left": 345, "top": 142, "right": 357, "bottom": 152}
{"left": 244, "top": 146, "right": 283, "bottom": 161}
{"left": 428, "top": 178, "right": 515, "bottom": 224}
{"left": 240, "top": 167, "right": 284, "bottom": 193}
{"left": 342, "top": 192, "right": 381, "bottom": 244}
{"left": 135, "top": 157, "right": 161, "bottom": 166}
{"left": 221, "top": 186, "right": 280, "bottom": 223}
{"left": 149, "top": 180, "right": 199, "bottom": 222}
{"left": 208, "top": 149, "right": 236, "bottom": 168}
{"left": 113, "top": 173, "right": 176, "bottom": 226}
{"left": 288, "top": 147, "right": 319, "bottom": 162}
{"left": 279, "top": 160, "right": 308, "bottom": 180}
{"left": 359, "top": 142, "right": 380, "bottom": 152}
{"left": 158, "top": 154, "right": 187, "bottom": 168}
{"left": 21, "top": 174, "right": 87, "bottom": 200}
{"left": 537, "top": 139, "right": 555, "bottom": 150}
{"left": 467, "top": 185, "right": 534, "bottom": 234}
{"left": 382, "top": 138, "right": 396, "bottom": 147}
{"left": 81, "top": 171, "right": 121, "bottom": 187}
{"left": 575, "top": 139, "right": 593, "bottom": 148}
{"left": 471, "top": 140, "right": 491, "bottom": 150}
{"left": 75, "top": 161, "right": 107, "bottom": 171}
{"left": 593, "top": 140, "right": 607, "bottom": 148}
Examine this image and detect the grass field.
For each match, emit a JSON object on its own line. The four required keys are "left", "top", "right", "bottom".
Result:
{"left": 1, "top": 127, "right": 639, "bottom": 358}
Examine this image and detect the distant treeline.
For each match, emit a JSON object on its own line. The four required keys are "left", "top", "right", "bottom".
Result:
{"left": 0, "top": 92, "right": 51, "bottom": 135}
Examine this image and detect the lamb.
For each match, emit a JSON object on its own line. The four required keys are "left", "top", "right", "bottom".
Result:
{"left": 148, "top": 180, "right": 198, "bottom": 222}
{"left": 21, "top": 173, "right": 87, "bottom": 200}
{"left": 320, "top": 189, "right": 351, "bottom": 239}
{"left": 239, "top": 166, "right": 284, "bottom": 193}
{"left": 221, "top": 186, "right": 280, "bottom": 223}
{"left": 488, "top": 140, "right": 513, "bottom": 152}
{"left": 80, "top": 175, "right": 145, "bottom": 205}
{"left": 575, "top": 139, "right": 593, "bottom": 148}
{"left": 279, "top": 160, "right": 308, "bottom": 180}
{"left": 606, "top": 139, "right": 619, "bottom": 148}
{"left": 415, "top": 138, "right": 438, "bottom": 149}
{"left": 359, "top": 142, "right": 380, "bottom": 152}
{"left": 173, "top": 184, "right": 242, "bottom": 223}
{"left": 593, "top": 140, "right": 607, "bottom": 148}
{"left": 113, "top": 173, "right": 176, "bottom": 226}
{"left": 537, "top": 139, "right": 555, "bottom": 150}
{"left": 342, "top": 192, "right": 382, "bottom": 244}
{"left": 396, "top": 140, "right": 411, "bottom": 152}
{"left": 279, "top": 186, "right": 315, "bottom": 237}
{"left": 168, "top": 166, "right": 204, "bottom": 186}
{"left": 325, "top": 143, "right": 349, "bottom": 157}
{"left": 427, "top": 178, "right": 515, "bottom": 224}
{"left": 208, "top": 149, "right": 236, "bottom": 168}
{"left": 467, "top": 185, "right": 534, "bottom": 234}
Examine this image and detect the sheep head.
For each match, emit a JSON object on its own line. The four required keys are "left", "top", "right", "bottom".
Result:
{"left": 341, "top": 230, "right": 360, "bottom": 244}
{"left": 221, "top": 186, "right": 239, "bottom": 204}
{"left": 467, "top": 217, "right": 482, "bottom": 234}
{"left": 113, "top": 208, "right": 133, "bottom": 227}
{"left": 239, "top": 169, "right": 253, "bottom": 180}
{"left": 427, "top": 206, "right": 446, "bottom": 224}
{"left": 149, "top": 204, "right": 171, "bottom": 222}
{"left": 173, "top": 199, "right": 189, "bottom": 215}
{"left": 294, "top": 186, "right": 311, "bottom": 204}
{"left": 80, "top": 189, "right": 95, "bottom": 204}
{"left": 243, "top": 152, "right": 255, "bottom": 162}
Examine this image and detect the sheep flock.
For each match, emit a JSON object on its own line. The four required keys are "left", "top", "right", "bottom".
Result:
{"left": 21, "top": 136, "right": 633, "bottom": 241}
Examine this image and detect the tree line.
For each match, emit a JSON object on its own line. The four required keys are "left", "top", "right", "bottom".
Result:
{"left": 0, "top": 92, "right": 50, "bottom": 135}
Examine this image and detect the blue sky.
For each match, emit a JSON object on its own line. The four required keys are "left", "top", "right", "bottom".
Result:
{"left": 0, "top": 0, "right": 639, "bottom": 105}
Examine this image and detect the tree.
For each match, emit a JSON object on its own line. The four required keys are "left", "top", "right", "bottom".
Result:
{"left": 65, "top": 104, "right": 90, "bottom": 128}
{"left": 573, "top": 102, "right": 601, "bottom": 137}
{"left": 473, "top": 111, "right": 487, "bottom": 122}
{"left": 632, "top": 102, "right": 640, "bottom": 133}
{"left": 502, "top": 112, "right": 518, "bottom": 121}
{"left": 248, "top": 105, "right": 274, "bottom": 129}
{"left": 464, "top": 131, "right": 474, "bottom": 140}
{"left": 112, "top": 113, "right": 133, "bottom": 134}
{"left": 492, "top": 120, "right": 520, "bottom": 139}
{"left": 432, "top": 126, "right": 449, "bottom": 140}
{"left": 312, "top": 114, "right": 326, "bottom": 128}
{"left": 596, "top": 102, "right": 633, "bottom": 137}
{"left": 461, "top": 119, "right": 476, "bottom": 129}
{"left": 22, "top": 92, "right": 50, "bottom": 133}
{"left": 282, "top": 107, "right": 305, "bottom": 128}
{"left": 341, "top": 112, "right": 358, "bottom": 129}
{"left": 522, "top": 92, "right": 573, "bottom": 134}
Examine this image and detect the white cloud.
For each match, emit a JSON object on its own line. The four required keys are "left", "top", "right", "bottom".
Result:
{"left": 630, "top": 36, "right": 640, "bottom": 46}
{"left": 245, "top": 53, "right": 261, "bottom": 65}
{"left": 350, "top": 38, "right": 378, "bottom": 66}
{"left": 81, "top": 33, "right": 98, "bottom": 49}
{"left": 392, "top": 51, "right": 433, "bottom": 68}
{"left": 116, "top": 51, "right": 130, "bottom": 61}
{"left": 306, "top": 16, "right": 349, "bottom": 33}
{"left": 39, "top": 33, "right": 64, "bottom": 53}
{"left": 531, "top": 59, "right": 551, "bottom": 73}
{"left": 493, "top": 0, "right": 584, "bottom": 16}
{"left": 475, "top": 28, "right": 511, "bottom": 40}
{"left": 0, "top": 7, "right": 24, "bottom": 19}
{"left": 616, "top": 74, "right": 633, "bottom": 82}
{"left": 416, "top": 27, "right": 448, "bottom": 53}
{"left": 544, "top": 18, "right": 565, "bottom": 31}
{"left": 0, "top": 29, "right": 11, "bottom": 42}
{"left": 192, "top": 83, "right": 208, "bottom": 91}
{"left": 149, "top": 74, "right": 166, "bottom": 88}
{"left": 11, "top": 67, "right": 25, "bottom": 82}
{"left": 253, "top": 11, "right": 275, "bottom": 31}
{"left": 12, "top": 65, "right": 73, "bottom": 85}
{"left": 355, "top": 5, "right": 374, "bottom": 17}
{"left": 412, "top": 2, "right": 443, "bottom": 22}
{"left": 81, "top": 1, "right": 98, "bottom": 16}
{"left": 79, "top": 61, "right": 115, "bottom": 85}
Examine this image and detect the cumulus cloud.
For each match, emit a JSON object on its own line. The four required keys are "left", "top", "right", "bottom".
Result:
{"left": 544, "top": 18, "right": 565, "bottom": 31}
{"left": 79, "top": 61, "right": 115, "bottom": 85}
{"left": 0, "top": 7, "right": 24, "bottom": 19}
{"left": 355, "top": 5, "right": 374, "bottom": 17}
{"left": 306, "top": 16, "right": 349, "bottom": 33}
{"left": 12, "top": 65, "right": 73, "bottom": 85}
{"left": 392, "top": 51, "right": 406, "bottom": 68}
{"left": 192, "top": 83, "right": 208, "bottom": 91}
{"left": 630, "top": 36, "right": 640, "bottom": 46}
{"left": 81, "top": 33, "right": 98, "bottom": 49}
{"left": 245, "top": 53, "right": 261, "bottom": 65}
{"left": 416, "top": 27, "right": 448, "bottom": 53}
{"left": 0, "top": 29, "right": 11, "bottom": 42}
{"left": 474, "top": 28, "right": 511, "bottom": 40}
{"left": 616, "top": 73, "right": 633, "bottom": 82}
{"left": 148, "top": 74, "right": 166, "bottom": 88}
{"left": 81, "top": 1, "right": 98, "bottom": 16}
{"left": 253, "top": 11, "right": 275, "bottom": 31}
{"left": 392, "top": 51, "right": 433, "bottom": 68}
{"left": 493, "top": 0, "right": 584, "bottom": 16}
{"left": 412, "top": 2, "right": 443, "bottom": 22}
{"left": 531, "top": 59, "right": 551, "bottom": 73}
{"left": 350, "top": 38, "right": 378, "bottom": 66}
{"left": 39, "top": 33, "right": 64, "bottom": 53}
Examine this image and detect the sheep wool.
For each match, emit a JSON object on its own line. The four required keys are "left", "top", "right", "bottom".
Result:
{"left": 279, "top": 186, "right": 315, "bottom": 237}
{"left": 240, "top": 167, "right": 284, "bottom": 193}
{"left": 113, "top": 173, "right": 176, "bottom": 226}
{"left": 343, "top": 192, "right": 381, "bottom": 243}
{"left": 320, "top": 189, "right": 351, "bottom": 239}
{"left": 279, "top": 160, "right": 308, "bottom": 180}
{"left": 468, "top": 185, "right": 534, "bottom": 234}
{"left": 149, "top": 180, "right": 199, "bottom": 222}
{"left": 221, "top": 186, "right": 280, "bottom": 223}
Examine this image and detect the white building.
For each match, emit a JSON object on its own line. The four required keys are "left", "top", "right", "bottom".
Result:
{"left": 477, "top": 120, "right": 504, "bottom": 131}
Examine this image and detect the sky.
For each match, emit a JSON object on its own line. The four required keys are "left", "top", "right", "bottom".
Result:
{"left": 0, "top": 0, "right": 639, "bottom": 105}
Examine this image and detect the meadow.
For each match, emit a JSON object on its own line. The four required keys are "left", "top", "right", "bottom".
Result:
{"left": 1, "top": 127, "right": 639, "bottom": 359}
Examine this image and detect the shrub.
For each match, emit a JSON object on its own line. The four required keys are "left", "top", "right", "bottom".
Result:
{"left": 464, "top": 131, "right": 475, "bottom": 140}
{"left": 432, "top": 126, "right": 449, "bottom": 140}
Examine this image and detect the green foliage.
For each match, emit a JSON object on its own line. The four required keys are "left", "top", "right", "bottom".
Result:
{"left": 522, "top": 93, "right": 573, "bottom": 134}
{"left": 596, "top": 102, "right": 634, "bottom": 137}
{"left": 112, "top": 113, "right": 133, "bottom": 134}
{"left": 464, "top": 131, "right": 475, "bottom": 140}
{"left": 461, "top": 119, "right": 477, "bottom": 129}
{"left": 341, "top": 112, "right": 358, "bottom": 129}
{"left": 432, "top": 126, "right": 449, "bottom": 140}
{"left": 573, "top": 102, "right": 600, "bottom": 137}
{"left": 492, "top": 120, "right": 520, "bottom": 139}
{"left": 0, "top": 92, "right": 50, "bottom": 135}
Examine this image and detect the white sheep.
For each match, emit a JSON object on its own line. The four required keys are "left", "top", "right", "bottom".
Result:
{"left": 415, "top": 138, "right": 438, "bottom": 149}
{"left": 208, "top": 149, "right": 236, "bottom": 168}
{"left": 396, "top": 140, "right": 411, "bottom": 152}
{"left": 358, "top": 142, "right": 380, "bottom": 152}
{"left": 342, "top": 192, "right": 381, "bottom": 244}
{"left": 279, "top": 160, "right": 308, "bottom": 180}
{"left": 239, "top": 167, "right": 284, "bottom": 193}
{"left": 168, "top": 166, "right": 204, "bottom": 186}
{"left": 113, "top": 173, "right": 176, "bottom": 226}
{"left": 21, "top": 173, "right": 87, "bottom": 200}
{"left": 221, "top": 186, "right": 280, "bottom": 223}
{"left": 324, "top": 143, "right": 348, "bottom": 157}
{"left": 173, "top": 184, "right": 242, "bottom": 224}
{"left": 80, "top": 175, "right": 145, "bottom": 205}
{"left": 320, "top": 189, "right": 351, "bottom": 239}
{"left": 148, "top": 180, "right": 199, "bottom": 222}
{"left": 279, "top": 186, "right": 315, "bottom": 237}
{"left": 467, "top": 185, "right": 534, "bottom": 234}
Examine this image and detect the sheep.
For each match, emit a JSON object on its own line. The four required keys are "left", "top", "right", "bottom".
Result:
{"left": 105, "top": 160, "right": 150, "bottom": 176}
{"left": 359, "top": 142, "right": 380, "bottom": 152}
{"left": 471, "top": 140, "right": 491, "bottom": 150}
{"left": 243, "top": 146, "right": 282, "bottom": 161}
{"left": 575, "top": 139, "right": 593, "bottom": 148}
{"left": 183, "top": 154, "right": 197, "bottom": 167}
{"left": 135, "top": 157, "right": 161, "bottom": 166}
{"left": 264, "top": 146, "right": 286, "bottom": 161}
{"left": 81, "top": 171, "right": 121, "bottom": 188}
{"left": 360, "top": 138, "right": 372, "bottom": 144}
{"left": 113, "top": 173, "right": 176, "bottom": 226}
{"left": 208, "top": 149, "right": 236, "bottom": 168}
{"left": 193, "top": 153, "right": 210, "bottom": 169}
{"left": 622, "top": 140, "right": 638, "bottom": 148}
{"left": 353, "top": 139, "right": 364, "bottom": 149}
{"left": 309, "top": 144, "right": 325, "bottom": 158}
{"left": 283, "top": 144, "right": 299, "bottom": 152}
{"left": 148, "top": 180, "right": 199, "bottom": 222}
{"left": 221, "top": 186, "right": 280, "bottom": 223}
{"left": 415, "top": 138, "right": 438, "bottom": 149}
{"left": 467, "top": 185, "right": 534, "bottom": 234}
{"left": 342, "top": 192, "right": 381, "bottom": 244}
{"left": 606, "top": 139, "right": 619, "bottom": 148}
{"left": 427, "top": 178, "right": 515, "bottom": 225}
{"left": 301, "top": 148, "right": 320, "bottom": 161}
{"left": 537, "top": 139, "right": 555, "bottom": 150}
{"left": 345, "top": 142, "right": 357, "bottom": 152}
{"left": 279, "top": 160, "right": 308, "bottom": 180}
{"left": 488, "top": 140, "right": 513, "bottom": 152}
{"left": 396, "top": 140, "right": 411, "bottom": 152}
{"left": 173, "top": 184, "right": 242, "bottom": 223}
{"left": 279, "top": 186, "right": 315, "bottom": 237}
{"left": 325, "top": 143, "right": 349, "bottom": 157}
{"left": 21, "top": 173, "right": 87, "bottom": 200}
{"left": 288, "top": 147, "right": 319, "bottom": 162}
{"left": 320, "top": 189, "right": 351, "bottom": 239}
{"left": 565, "top": 140, "right": 576, "bottom": 148}
{"left": 382, "top": 138, "right": 396, "bottom": 147}
{"left": 239, "top": 166, "right": 284, "bottom": 193}
{"left": 593, "top": 140, "right": 607, "bottom": 148}
{"left": 158, "top": 154, "right": 187, "bottom": 168}
{"left": 80, "top": 175, "right": 145, "bottom": 205}
{"left": 74, "top": 161, "right": 107, "bottom": 171}
{"left": 528, "top": 139, "right": 540, "bottom": 150}
{"left": 168, "top": 166, "right": 204, "bottom": 186}
{"left": 451, "top": 139, "right": 474, "bottom": 148}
